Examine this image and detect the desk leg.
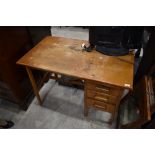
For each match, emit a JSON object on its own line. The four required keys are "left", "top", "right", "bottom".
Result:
{"left": 84, "top": 104, "right": 88, "bottom": 116}
{"left": 84, "top": 83, "right": 88, "bottom": 116}
{"left": 26, "top": 67, "right": 42, "bottom": 105}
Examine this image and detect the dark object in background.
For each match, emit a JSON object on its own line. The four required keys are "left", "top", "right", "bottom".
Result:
{"left": 117, "top": 76, "right": 154, "bottom": 129}
{"left": 0, "top": 27, "right": 51, "bottom": 109}
{"left": 0, "top": 119, "right": 14, "bottom": 129}
{"left": 142, "top": 112, "right": 155, "bottom": 129}
{"left": 95, "top": 45, "right": 129, "bottom": 56}
{"left": 135, "top": 27, "right": 155, "bottom": 83}
{"left": 58, "top": 75, "right": 84, "bottom": 89}
{"left": 89, "top": 26, "right": 125, "bottom": 47}
{"left": 125, "top": 27, "right": 144, "bottom": 58}
{"left": 27, "top": 26, "right": 51, "bottom": 46}
{"left": 141, "top": 64, "right": 155, "bottom": 128}
{"left": 118, "top": 62, "right": 155, "bottom": 129}
{"left": 89, "top": 26, "right": 144, "bottom": 56}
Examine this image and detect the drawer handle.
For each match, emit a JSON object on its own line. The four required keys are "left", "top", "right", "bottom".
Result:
{"left": 95, "top": 86, "right": 110, "bottom": 92}
{"left": 95, "top": 95, "right": 108, "bottom": 101}
{"left": 94, "top": 104, "right": 107, "bottom": 110}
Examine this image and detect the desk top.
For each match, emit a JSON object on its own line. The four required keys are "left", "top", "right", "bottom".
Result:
{"left": 17, "top": 36, "right": 134, "bottom": 89}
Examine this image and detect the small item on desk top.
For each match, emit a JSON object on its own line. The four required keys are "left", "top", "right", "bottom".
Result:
{"left": 81, "top": 43, "right": 87, "bottom": 52}
{"left": 81, "top": 43, "right": 86, "bottom": 49}
{"left": 81, "top": 43, "right": 94, "bottom": 52}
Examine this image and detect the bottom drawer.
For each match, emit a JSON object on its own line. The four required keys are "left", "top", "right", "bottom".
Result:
{"left": 87, "top": 99, "right": 115, "bottom": 113}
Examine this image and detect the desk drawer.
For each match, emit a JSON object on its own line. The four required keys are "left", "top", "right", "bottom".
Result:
{"left": 87, "top": 99, "right": 115, "bottom": 113}
{"left": 86, "top": 82, "right": 122, "bottom": 97}
{"left": 87, "top": 89, "right": 118, "bottom": 104}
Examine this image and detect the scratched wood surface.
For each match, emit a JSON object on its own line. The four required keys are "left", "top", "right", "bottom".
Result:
{"left": 17, "top": 36, "right": 134, "bottom": 89}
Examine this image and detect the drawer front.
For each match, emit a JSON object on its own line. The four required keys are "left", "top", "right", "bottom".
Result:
{"left": 86, "top": 82, "right": 122, "bottom": 97}
{"left": 87, "top": 89, "right": 118, "bottom": 104}
{"left": 87, "top": 99, "right": 115, "bottom": 113}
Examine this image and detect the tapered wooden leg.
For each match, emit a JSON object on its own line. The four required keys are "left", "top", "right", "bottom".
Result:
{"left": 84, "top": 82, "right": 88, "bottom": 116}
{"left": 110, "top": 112, "right": 115, "bottom": 124}
{"left": 26, "top": 67, "right": 42, "bottom": 105}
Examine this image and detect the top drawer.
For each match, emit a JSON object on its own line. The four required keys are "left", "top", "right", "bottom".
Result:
{"left": 86, "top": 81, "right": 122, "bottom": 97}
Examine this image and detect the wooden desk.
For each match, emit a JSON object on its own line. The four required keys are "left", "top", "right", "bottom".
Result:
{"left": 17, "top": 36, "right": 134, "bottom": 123}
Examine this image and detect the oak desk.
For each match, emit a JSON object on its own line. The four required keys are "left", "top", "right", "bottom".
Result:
{"left": 17, "top": 36, "right": 134, "bottom": 123}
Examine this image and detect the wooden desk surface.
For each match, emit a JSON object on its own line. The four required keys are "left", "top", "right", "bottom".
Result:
{"left": 17, "top": 36, "right": 134, "bottom": 89}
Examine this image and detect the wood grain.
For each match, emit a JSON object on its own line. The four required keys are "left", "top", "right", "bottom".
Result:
{"left": 17, "top": 36, "right": 134, "bottom": 89}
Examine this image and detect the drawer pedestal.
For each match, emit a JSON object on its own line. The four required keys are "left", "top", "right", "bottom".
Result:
{"left": 84, "top": 80, "right": 124, "bottom": 123}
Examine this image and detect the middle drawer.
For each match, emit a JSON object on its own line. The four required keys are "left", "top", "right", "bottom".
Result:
{"left": 86, "top": 89, "right": 119, "bottom": 104}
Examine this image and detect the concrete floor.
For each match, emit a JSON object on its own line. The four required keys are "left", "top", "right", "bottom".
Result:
{"left": 0, "top": 27, "right": 114, "bottom": 128}
{"left": 0, "top": 79, "right": 112, "bottom": 129}
{"left": 51, "top": 26, "right": 89, "bottom": 40}
{"left": 14, "top": 80, "right": 112, "bottom": 128}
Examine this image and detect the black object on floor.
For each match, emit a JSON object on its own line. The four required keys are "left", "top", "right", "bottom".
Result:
{"left": 58, "top": 75, "right": 84, "bottom": 89}
{"left": 141, "top": 113, "right": 155, "bottom": 129}
{"left": 0, "top": 120, "right": 14, "bottom": 129}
